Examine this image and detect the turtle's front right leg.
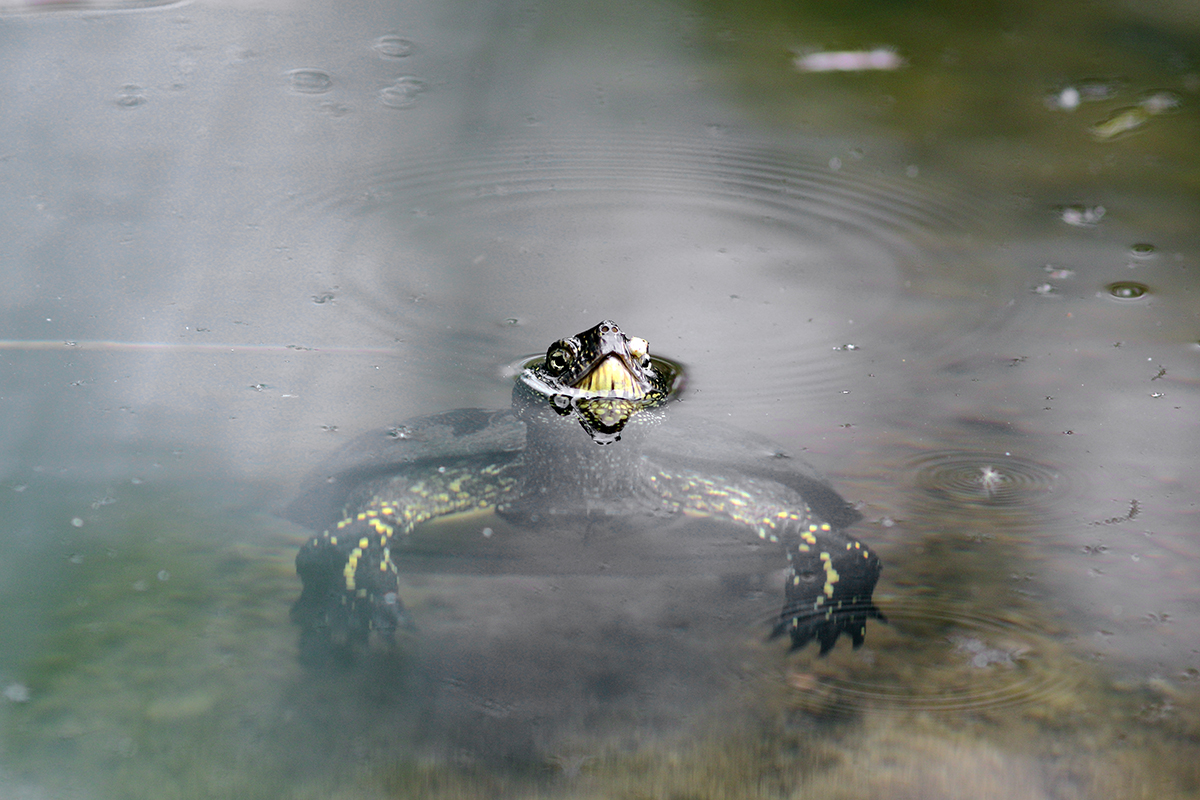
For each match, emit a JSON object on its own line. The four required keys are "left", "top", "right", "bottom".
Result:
{"left": 291, "top": 518, "right": 407, "bottom": 663}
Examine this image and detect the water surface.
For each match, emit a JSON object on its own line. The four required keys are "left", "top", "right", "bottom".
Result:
{"left": 1, "top": 0, "right": 1198, "bottom": 797}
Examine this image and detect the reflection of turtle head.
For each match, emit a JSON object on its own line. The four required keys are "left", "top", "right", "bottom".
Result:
{"left": 517, "top": 320, "right": 684, "bottom": 444}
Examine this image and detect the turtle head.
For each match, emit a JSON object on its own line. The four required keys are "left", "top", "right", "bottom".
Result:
{"left": 518, "top": 320, "right": 683, "bottom": 444}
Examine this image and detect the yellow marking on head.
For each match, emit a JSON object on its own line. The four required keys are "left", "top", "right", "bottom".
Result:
{"left": 798, "top": 543, "right": 810, "bottom": 552}
{"left": 359, "top": 537, "right": 369, "bottom": 549}
{"left": 820, "top": 523, "right": 831, "bottom": 531}
{"left": 336, "top": 519, "right": 350, "bottom": 529}
{"left": 356, "top": 512, "right": 367, "bottom": 521}
{"left": 330, "top": 536, "right": 338, "bottom": 546}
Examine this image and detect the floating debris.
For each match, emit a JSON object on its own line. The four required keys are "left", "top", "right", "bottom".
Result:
{"left": 1058, "top": 204, "right": 1105, "bottom": 226}
{"left": 3, "top": 683, "right": 30, "bottom": 703}
{"left": 794, "top": 48, "right": 904, "bottom": 73}
{"left": 1090, "top": 107, "right": 1150, "bottom": 140}
{"left": 1090, "top": 91, "right": 1182, "bottom": 140}
{"left": 1043, "top": 264, "right": 1075, "bottom": 280}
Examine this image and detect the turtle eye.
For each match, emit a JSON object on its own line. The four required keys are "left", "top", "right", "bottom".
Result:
{"left": 544, "top": 338, "right": 579, "bottom": 375}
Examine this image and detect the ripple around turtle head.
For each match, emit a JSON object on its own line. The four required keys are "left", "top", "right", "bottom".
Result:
{"left": 784, "top": 599, "right": 1083, "bottom": 716}
{"left": 272, "top": 130, "right": 1003, "bottom": 416}
{"left": 905, "top": 449, "right": 1068, "bottom": 512}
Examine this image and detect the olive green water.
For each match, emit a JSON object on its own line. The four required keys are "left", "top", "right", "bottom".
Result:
{"left": 1, "top": 0, "right": 1198, "bottom": 797}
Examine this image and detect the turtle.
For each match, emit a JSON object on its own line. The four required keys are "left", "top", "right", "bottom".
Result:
{"left": 284, "top": 320, "right": 884, "bottom": 661}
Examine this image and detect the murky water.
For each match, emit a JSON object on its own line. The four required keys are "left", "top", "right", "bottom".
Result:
{"left": 1, "top": 0, "right": 1198, "bottom": 797}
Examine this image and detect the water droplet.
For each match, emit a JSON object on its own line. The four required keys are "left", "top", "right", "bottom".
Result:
{"left": 1129, "top": 243, "right": 1156, "bottom": 259}
{"left": 379, "top": 76, "right": 426, "bottom": 108}
{"left": 287, "top": 69, "right": 333, "bottom": 94}
{"left": 373, "top": 35, "right": 414, "bottom": 58}
{"left": 114, "top": 84, "right": 146, "bottom": 108}
{"left": 1106, "top": 281, "right": 1149, "bottom": 300}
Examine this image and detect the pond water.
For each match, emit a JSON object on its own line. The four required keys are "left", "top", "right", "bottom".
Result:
{"left": 1, "top": 0, "right": 1198, "bottom": 797}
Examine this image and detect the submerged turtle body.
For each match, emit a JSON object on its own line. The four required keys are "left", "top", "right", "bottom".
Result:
{"left": 286, "top": 320, "right": 883, "bottom": 659}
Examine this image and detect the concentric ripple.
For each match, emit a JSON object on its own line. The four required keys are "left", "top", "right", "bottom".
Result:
{"left": 907, "top": 450, "right": 1065, "bottom": 508}
{"left": 786, "top": 599, "right": 1083, "bottom": 714}
{"left": 270, "top": 130, "right": 1002, "bottom": 417}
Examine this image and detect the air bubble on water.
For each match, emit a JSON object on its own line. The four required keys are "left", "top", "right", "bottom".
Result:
{"left": 379, "top": 76, "right": 427, "bottom": 108}
{"left": 1129, "top": 243, "right": 1156, "bottom": 260}
{"left": 287, "top": 69, "right": 333, "bottom": 94}
{"left": 1105, "top": 281, "right": 1149, "bottom": 300}
{"left": 373, "top": 35, "right": 414, "bottom": 58}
